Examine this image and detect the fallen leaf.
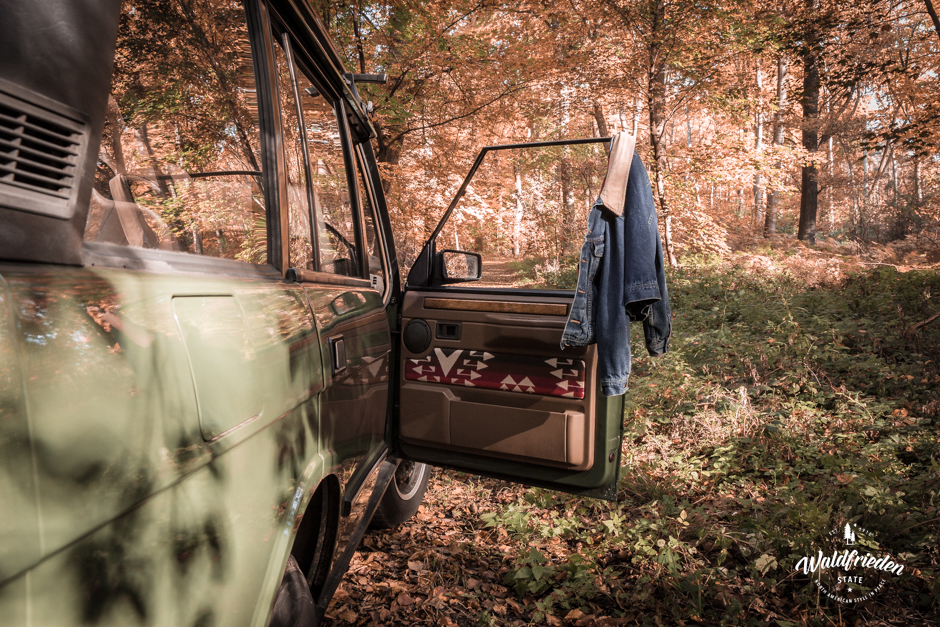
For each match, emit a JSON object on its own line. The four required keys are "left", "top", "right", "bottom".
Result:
{"left": 396, "top": 592, "right": 415, "bottom": 606}
{"left": 566, "top": 608, "right": 585, "bottom": 621}
{"left": 407, "top": 560, "right": 425, "bottom": 572}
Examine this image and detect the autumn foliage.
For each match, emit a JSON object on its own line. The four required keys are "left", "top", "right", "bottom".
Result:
{"left": 312, "top": 0, "right": 940, "bottom": 273}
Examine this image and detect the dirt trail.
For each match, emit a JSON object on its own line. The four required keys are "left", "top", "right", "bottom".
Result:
{"left": 474, "top": 256, "right": 522, "bottom": 288}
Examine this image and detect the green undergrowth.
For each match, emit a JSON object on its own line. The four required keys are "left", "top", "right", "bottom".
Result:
{"left": 509, "top": 253, "right": 580, "bottom": 289}
{"left": 482, "top": 257, "right": 940, "bottom": 625}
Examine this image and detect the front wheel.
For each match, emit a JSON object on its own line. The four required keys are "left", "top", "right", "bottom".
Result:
{"left": 369, "top": 460, "right": 430, "bottom": 529}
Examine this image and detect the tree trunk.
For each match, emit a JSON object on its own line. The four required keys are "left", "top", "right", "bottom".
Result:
{"left": 753, "top": 66, "right": 763, "bottom": 228}
{"left": 592, "top": 101, "right": 609, "bottom": 137}
{"left": 891, "top": 153, "right": 899, "bottom": 205}
{"left": 633, "top": 95, "right": 642, "bottom": 137}
{"left": 513, "top": 165, "right": 524, "bottom": 257}
{"left": 106, "top": 95, "right": 126, "bottom": 175}
{"left": 863, "top": 149, "right": 869, "bottom": 200}
{"left": 798, "top": 4, "right": 819, "bottom": 244}
{"left": 765, "top": 55, "right": 787, "bottom": 237}
{"left": 560, "top": 160, "right": 576, "bottom": 252}
{"left": 137, "top": 122, "right": 170, "bottom": 196}
{"left": 826, "top": 136, "right": 833, "bottom": 229}
{"left": 372, "top": 120, "right": 404, "bottom": 193}
{"left": 925, "top": 0, "right": 940, "bottom": 45}
{"left": 374, "top": 122, "right": 404, "bottom": 165}
{"left": 648, "top": 29, "right": 678, "bottom": 268}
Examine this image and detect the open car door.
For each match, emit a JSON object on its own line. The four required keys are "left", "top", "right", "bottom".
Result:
{"left": 393, "top": 138, "right": 624, "bottom": 501}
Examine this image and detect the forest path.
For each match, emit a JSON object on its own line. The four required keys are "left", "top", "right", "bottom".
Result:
{"left": 475, "top": 255, "right": 520, "bottom": 287}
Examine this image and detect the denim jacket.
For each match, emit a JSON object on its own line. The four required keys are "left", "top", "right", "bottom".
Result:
{"left": 560, "top": 151, "right": 671, "bottom": 396}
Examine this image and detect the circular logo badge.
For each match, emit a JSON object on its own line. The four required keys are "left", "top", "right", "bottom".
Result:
{"left": 792, "top": 522, "right": 905, "bottom": 604}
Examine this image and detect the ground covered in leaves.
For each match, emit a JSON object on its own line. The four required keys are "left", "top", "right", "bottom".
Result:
{"left": 325, "top": 246, "right": 940, "bottom": 627}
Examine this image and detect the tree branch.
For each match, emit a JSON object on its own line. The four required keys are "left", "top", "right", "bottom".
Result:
{"left": 924, "top": 0, "right": 940, "bottom": 45}
{"left": 908, "top": 311, "right": 940, "bottom": 335}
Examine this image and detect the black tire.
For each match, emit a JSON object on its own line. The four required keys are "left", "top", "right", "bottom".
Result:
{"left": 269, "top": 555, "right": 316, "bottom": 627}
{"left": 369, "top": 460, "right": 430, "bottom": 529}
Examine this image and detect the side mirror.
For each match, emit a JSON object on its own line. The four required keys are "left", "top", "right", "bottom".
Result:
{"left": 440, "top": 250, "right": 482, "bottom": 283}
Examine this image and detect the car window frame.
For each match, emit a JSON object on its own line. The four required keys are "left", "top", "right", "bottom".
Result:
{"left": 270, "top": 17, "right": 375, "bottom": 289}
{"left": 353, "top": 142, "right": 392, "bottom": 302}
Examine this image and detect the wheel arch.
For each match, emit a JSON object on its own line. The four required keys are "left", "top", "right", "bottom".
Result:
{"left": 290, "top": 474, "right": 341, "bottom": 598}
{"left": 252, "top": 458, "right": 343, "bottom": 627}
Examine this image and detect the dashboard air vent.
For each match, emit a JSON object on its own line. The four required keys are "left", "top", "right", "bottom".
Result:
{"left": 0, "top": 88, "right": 88, "bottom": 220}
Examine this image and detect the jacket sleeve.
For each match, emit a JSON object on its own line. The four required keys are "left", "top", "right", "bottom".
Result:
{"left": 622, "top": 153, "right": 663, "bottom": 319}
{"left": 643, "top": 223, "right": 672, "bottom": 356}
{"left": 637, "top": 159, "right": 672, "bottom": 356}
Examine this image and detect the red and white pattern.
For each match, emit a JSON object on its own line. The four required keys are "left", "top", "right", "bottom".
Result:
{"left": 405, "top": 349, "right": 586, "bottom": 399}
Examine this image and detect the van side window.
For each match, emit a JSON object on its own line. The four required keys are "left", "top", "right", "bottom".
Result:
{"left": 356, "top": 150, "right": 387, "bottom": 294}
{"left": 297, "top": 81, "right": 358, "bottom": 277}
{"left": 86, "top": 0, "right": 266, "bottom": 263}
{"left": 272, "top": 35, "right": 314, "bottom": 270}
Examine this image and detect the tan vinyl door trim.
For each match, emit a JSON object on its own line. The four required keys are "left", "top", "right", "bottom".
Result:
{"left": 423, "top": 298, "right": 567, "bottom": 316}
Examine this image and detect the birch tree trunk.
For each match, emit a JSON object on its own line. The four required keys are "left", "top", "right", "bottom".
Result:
{"left": 650, "top": 59, "right": 678, "bottom": 268}
{"left": 753, "top": 66, "right": 764, "bottom": 228}
{"left": 513, "top": 165, "right": 524, "bottom": 257}
{"left": 765, "top": 55, "right": 787, "bottom": 236}
{"left": 827, "top": 136, "right": 834, "bottom": 229}
{"left": 633, "top": 95, "right": 642, "bottom": 137}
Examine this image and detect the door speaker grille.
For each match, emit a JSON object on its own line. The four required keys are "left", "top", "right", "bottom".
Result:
{"left": 0, "top": 88, "right": 87, "bottom": 220}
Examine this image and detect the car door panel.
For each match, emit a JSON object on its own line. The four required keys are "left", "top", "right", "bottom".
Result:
{"left": 304, "top": 284, "right": 390, "bottom": 459}
{"left": 400, "top": 290, "right": 595, "bottom": 469}
{"left": 302, "top": 281, "right": 392, "bottom": 578}
{"left": 397, "top": 287, "right": 623, "bottom": 498}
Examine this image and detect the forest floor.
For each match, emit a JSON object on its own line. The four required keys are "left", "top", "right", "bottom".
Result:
{"left": 324, "top": 237, "right": 940, "bottom": 627}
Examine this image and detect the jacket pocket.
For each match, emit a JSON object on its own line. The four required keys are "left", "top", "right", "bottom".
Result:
{"left": 588, "top": 240, "right": 604, "bottom": 284}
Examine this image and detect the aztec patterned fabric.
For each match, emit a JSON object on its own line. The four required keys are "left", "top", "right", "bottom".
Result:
{"left": 404, "top": 348, "right": 586, "bottom": 399}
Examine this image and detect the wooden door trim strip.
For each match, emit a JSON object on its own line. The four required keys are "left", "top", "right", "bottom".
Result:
{"left": 424, "top": 298, "right": 568, "bottom": 316}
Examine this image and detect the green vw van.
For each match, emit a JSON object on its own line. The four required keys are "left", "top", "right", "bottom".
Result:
{"left": 0, "top": 0, "right": 625, "bottom": 624}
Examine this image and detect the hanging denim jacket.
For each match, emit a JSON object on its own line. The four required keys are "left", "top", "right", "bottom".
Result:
{"left": 560, "top": 150, "right": 671, "bottom": 397}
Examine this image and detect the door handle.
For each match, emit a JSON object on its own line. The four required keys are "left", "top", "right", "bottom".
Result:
{"left": 436, "top": 322, "right": 461, "bottom": 340}
{"left": 329, "top": 336, "right": 346, "bottom": 374}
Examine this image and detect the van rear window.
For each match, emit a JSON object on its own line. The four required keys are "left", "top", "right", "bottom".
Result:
{"left": 85, "top": 0, "right": 266, "bottom": 264}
